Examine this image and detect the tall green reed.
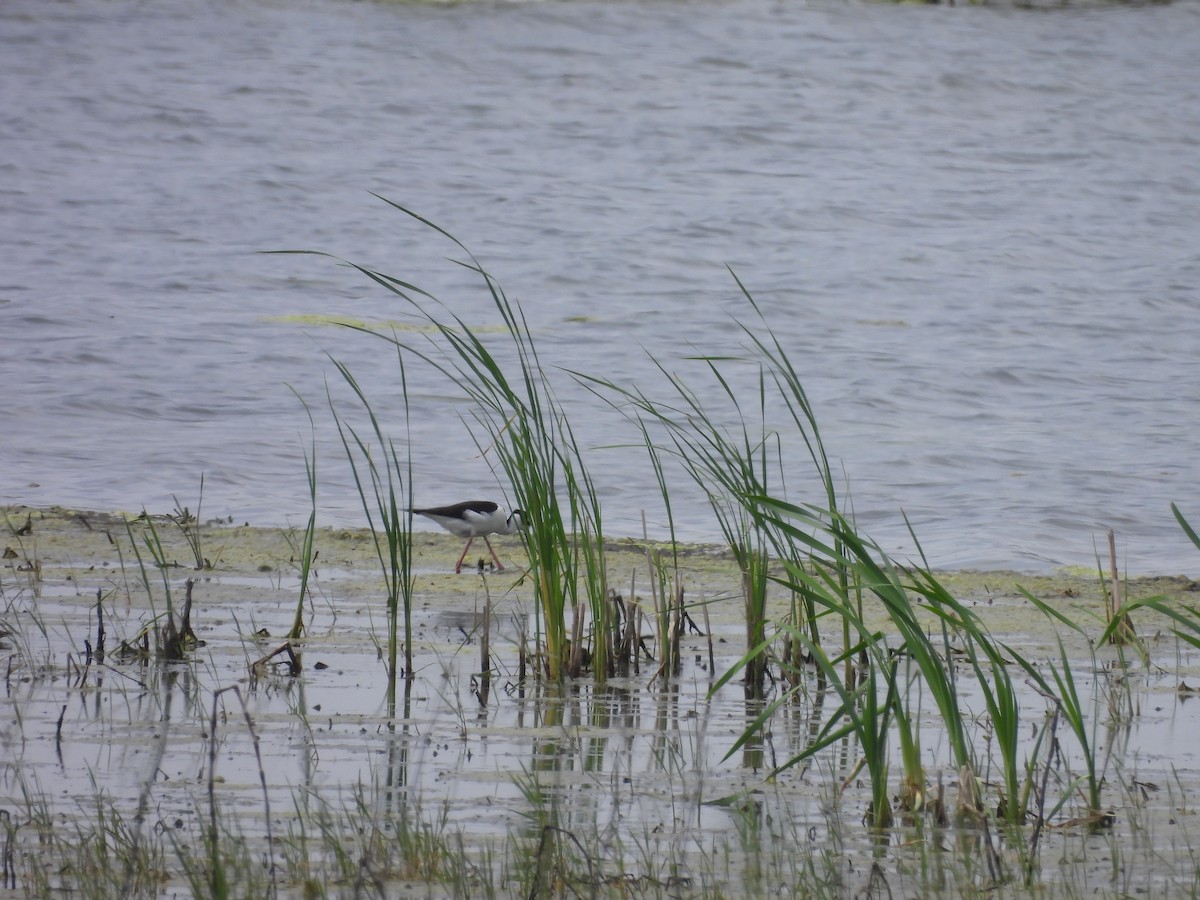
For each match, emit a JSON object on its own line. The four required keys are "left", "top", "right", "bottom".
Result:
{"left": 718, "top": 498, "right": 977, "bottom": 827}
{"left": 581, "top": 352, "right": 786, "bottom": 699}
{"left": 581, "top": 277, "right": 854, "bottom": 697}
{"left": 1011, "top": 632, "right": 1110, "bottom": 828}
{"left": 285, "top": 390, "right": 320, "bottom": 644}
{"left": 768, "top": 614, "right": 899, "bottom": 828}
{"left": 581, "top": 272, "right": 1106, "bottom": 835}
{"left": 286, "top": 198, "right": 610, "bottom": 681}
{"left": 583, "top": 268, "right": 938, "bottom": 816}
{"left": 326, "top": 350, "right": 415, "bottom": 701}
{"left": 897, "top": 548, "right": 1030, "bottom": 822}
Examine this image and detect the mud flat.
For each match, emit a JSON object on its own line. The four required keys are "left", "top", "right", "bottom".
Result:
{"left": 3, "top": 504, "right": 1200, "bottom": 898}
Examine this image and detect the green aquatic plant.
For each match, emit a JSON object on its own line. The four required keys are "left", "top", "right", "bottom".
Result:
{"left": 581, "top": 350, "right": 785, "bottom": 699}
{"left": 285, "top": 390, "right": 319, "bottom": 646}
{"left": 121, "top": 513, "right": 200, "bottom": 661}
{"left": 284, "top": 199, "right": 611, "bottom": 682}
{"left": 169, "top": 475, "right": 215, "bottom": 571}
{"left": 753, "top": 501, "right": 978, "bottom": 773}
{"left": 1, "top": 509, "right": 42, "bottom": 590}
{"left": 580, "top": 278, "right": 859, "bottom": 697}
{"left": 999, "top": 508, "right": 1200, "bottom": 837}
{"left": 796, "top": 625, "right": 899, "bottom": 829}
{"left": 644, "top": 546, "right": 684, "bottom": 684}
{"left": 1014, "top": 636, "right": 1111, "bottom": 830}
{"left": 326, "top": 351, "right": 416, "bottom": 699}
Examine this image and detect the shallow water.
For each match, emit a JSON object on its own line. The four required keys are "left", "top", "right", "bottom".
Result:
{"left": 2, "top": 0, "right": 1200, "bottom": 573}
{"left": 4, "top": 511, "right": 1200, "bottom": 894}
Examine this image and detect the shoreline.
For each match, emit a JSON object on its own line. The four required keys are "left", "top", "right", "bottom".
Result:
{"left": 5, "top": 503, "right": 1197, "bottom": 617}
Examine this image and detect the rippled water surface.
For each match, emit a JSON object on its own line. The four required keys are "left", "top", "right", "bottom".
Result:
{"left": 3, "top": 0, "right": 1199, "bottom": 572}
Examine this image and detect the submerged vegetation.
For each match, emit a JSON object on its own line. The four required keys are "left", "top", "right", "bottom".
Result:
{"left": 3, "top": 204, "right": 1200, "bottom": 896}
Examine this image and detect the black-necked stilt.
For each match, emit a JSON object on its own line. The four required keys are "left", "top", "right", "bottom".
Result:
{"left": 412, "top": 500, "right": 524, "bottom": 573}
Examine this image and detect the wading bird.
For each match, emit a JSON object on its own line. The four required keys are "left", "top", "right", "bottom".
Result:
{"left": 413, "top": 500, "right": 524, "bottom": 573}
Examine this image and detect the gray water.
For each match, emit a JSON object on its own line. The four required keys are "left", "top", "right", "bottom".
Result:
{"left": 3, "top": 0, "right": 1199, "bottom": 573}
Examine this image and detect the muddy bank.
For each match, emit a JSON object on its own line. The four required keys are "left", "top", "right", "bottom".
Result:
{"left": 4, "top": 503, "right": 1196, "bottom": 637}
{"left": 5, "top": 503, "right": 1200, "bottom": 897}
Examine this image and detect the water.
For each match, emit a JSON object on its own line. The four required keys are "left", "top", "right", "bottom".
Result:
{"left": 3, "top": 0, "right": 1199, "bottom": 573}
{"left": 5, "top": 513, "right": 1199, "bottom": 895}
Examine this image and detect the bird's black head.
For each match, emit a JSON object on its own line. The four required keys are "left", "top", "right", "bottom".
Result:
{"left": 509, "top": 509, "right": 527, "bottom": 531}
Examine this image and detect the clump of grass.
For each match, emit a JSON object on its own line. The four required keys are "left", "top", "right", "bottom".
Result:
{"left": 583, "top": 356, "right": 779, "bottom": 699}
{"left": 644, "top": 548, "right": 686, "bottom": 685}
{"left": 326, "top": 351, "right": 416, "bottom": 703}
{"left": 284, "top": 198, "right": 612, "bottom": 682}
{"left": 580, "top": 280, "right": 855, "bottom": 699}
{"left": 246, "top": 393, "right": 321, "bottom": 679}
{"left": 286, "top": 390, "right": 320, "bottom": 644}
{"left": 12, "top": 783, "right": 172, "bottom": 898}
{"left": 119, "top": 513, "right": 198, "bottom": 661}
{"left": 169, "top": 475, "right": 220, "bottom": 570}
{"left": 582, "top": 276, "right": 1137, "bottom": 847}
{"left": 277, "top": 789, "right": 488, "bottom": 895}
{"left": 3, "top": 509, "right": 43, "bottom": 589}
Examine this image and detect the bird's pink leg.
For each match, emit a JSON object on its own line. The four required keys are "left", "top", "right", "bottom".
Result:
{"left": 483, "top": 536, "right": 505, "bottom": 571}
{"left": 454, "top": 537, "right": 476, "bottom": 574}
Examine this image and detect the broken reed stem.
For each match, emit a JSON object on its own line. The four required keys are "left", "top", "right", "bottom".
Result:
{"left": 481, "top": 592, "right": 491, "bottom": 676}
{"left": 702, "top": 598, "right": 715, "bottom": 677}
{"left": 636, "top": 606, "right": 648, "bottom": 676}
{"left": 569, "top": 599, "right": 587, "bottom": 676}
{"left": 626, "top": 571, "right": 639, "bottom": 676}
{"left": 621, "top": 596, "right": 640, "bottom": 678}
{"left": 1026, "top": 707, "right": 1061, "bottom": 882}
{"left": 159, "top": 579, "right": 199, "bottom": 662}
{"left": 517, "top": 621, "right": 527, "bottom": 686}
{"left": 479, "top": 586, "right": 491, "bottom": 705}
{"left": 251, "top": 643, "right": 301, "bottom": 678}
{"left": 670, "top": 579, "right": 684, "bottom": 679}
{"left": 608, "top": 590, "right": 623, "bottom": 674}
{"left": 161, "top": 618, "right": 181, "bottom": 662}
{"left": 1106, "top": 529, "right": 1118, "bottom": 625}
{"left": 645, "top": 571, "right": 686, "bottom": 687}
{"left": 94, "top": 588, "right": 106, "bottom": 662}
{"left": 180, "top": 578, "right": 196, "bottom": 645}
